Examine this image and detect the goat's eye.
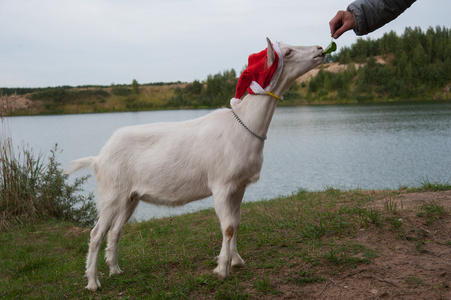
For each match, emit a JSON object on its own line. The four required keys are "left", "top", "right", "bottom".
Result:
{"left": 285, "top": 49, "right": 292, "bottom": 56}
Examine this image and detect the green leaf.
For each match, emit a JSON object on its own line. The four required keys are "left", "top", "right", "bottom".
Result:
{"left": 322, "top": 40, "right": 337, "bottom": 55}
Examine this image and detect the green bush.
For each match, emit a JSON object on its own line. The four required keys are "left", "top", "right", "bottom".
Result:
{"left": 0, "top": 137, "right": 97, "bottom": 230}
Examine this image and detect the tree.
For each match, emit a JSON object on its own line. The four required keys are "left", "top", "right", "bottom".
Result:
{"left": 132, "top": 79, "right": 140, "bottom": 95}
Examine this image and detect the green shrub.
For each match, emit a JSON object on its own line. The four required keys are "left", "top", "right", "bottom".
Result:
{"left": 0, "top": 136, "right": 97, "bottom": 230}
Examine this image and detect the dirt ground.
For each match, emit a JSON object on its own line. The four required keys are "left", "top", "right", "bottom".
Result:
{"left": 0, "top": 94, "right": 33, "bottom": 115}
{"left": 296, "top": 56, "right": 391, "bottom": 85}
{"left": 287, "top": 190, "right": 451, "bottom": 300}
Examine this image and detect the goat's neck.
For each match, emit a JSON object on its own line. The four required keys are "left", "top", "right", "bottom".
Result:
{"left": 233, "top": 94, "right": 278, "bottom": 140}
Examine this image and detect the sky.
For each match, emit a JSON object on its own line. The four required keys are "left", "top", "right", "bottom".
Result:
{"left": 1, "top": 0, "right": 450, "bottom": 88}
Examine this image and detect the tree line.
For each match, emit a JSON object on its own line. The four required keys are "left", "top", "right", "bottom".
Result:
{"left": 307, "top": 26, "right": 451, "bottom": 102}
{"left": 169, "top": 26, "right": 451, "bottom": 106}
{"left": 168, "top": 69, "right": 238, "bottom": 107}
{"left": 2, "top": 25, "right": 450, "bottom": 114}
{"left": 0, "top": 81, "right": 179, "bottom": 98}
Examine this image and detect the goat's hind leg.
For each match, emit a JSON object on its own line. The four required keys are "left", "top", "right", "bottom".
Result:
{"left": 105, "top": 193, "right": 140, "bottom": 276}
{"left": 85, "top": 212, "right": 112, "bottom": 291}
{"left": 85, "top": 191, "right": 128, "bottom": 292}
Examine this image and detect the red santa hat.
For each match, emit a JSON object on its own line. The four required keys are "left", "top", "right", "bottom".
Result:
{"left": 230, "top": 39, "right": 283, "bottom": 107}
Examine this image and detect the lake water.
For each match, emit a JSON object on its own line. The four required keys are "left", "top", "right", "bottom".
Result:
{"left": 6, "top": 101, "right": 451, "bottom": 220}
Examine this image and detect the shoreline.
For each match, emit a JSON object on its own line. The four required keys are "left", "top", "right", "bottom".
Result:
{"left": 3, "top": 96, "right": 450, "bottom": 117}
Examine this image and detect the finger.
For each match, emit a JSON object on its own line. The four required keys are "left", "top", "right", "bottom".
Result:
{"left": 333, "top": 21, "right": 354, "bottom": 39}
{"left": 329, "top": 21, "right": 339, "bottom": 36}
{"left": 333, "top": 28, "right": 346, "bottom": 39}
{"left": 329, "top": 11, "right": 345, "bottom": 36}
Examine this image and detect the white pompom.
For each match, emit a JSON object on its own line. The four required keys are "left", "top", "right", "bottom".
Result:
{"left": 230, "top": 98, "right": 242, "bottom": 107}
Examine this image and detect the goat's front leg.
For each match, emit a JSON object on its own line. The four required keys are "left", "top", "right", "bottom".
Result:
{"left": 214, "top": 224, "right": 233, "bottom": 278}
{"left": 213, "top": 186, "right": 245, "bottom": 278}
{"left": 230, "top": 187, "right": 246, "bottom": 268}
{"left": 230, "top": 230, "right": 245, "bottom": 267}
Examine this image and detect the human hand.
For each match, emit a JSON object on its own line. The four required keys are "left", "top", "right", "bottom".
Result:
{"left": 329, "top": 10, "right": 356, "bottom": 39}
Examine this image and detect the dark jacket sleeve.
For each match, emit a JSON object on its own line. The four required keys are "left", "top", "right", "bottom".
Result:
{"left": 347, "top": 0, "right": 417, "bottom": 35}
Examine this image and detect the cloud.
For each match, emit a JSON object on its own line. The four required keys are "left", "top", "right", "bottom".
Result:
{"left": 0, "top": 0, "right": 449, "bottom": 87}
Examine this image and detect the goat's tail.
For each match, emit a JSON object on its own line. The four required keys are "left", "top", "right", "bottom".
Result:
{"left": 64, "top": 156, "right": 96, "bottom": 174}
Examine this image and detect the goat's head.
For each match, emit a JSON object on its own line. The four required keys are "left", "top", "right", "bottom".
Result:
{"left": 230, "top": 38, "right": 325, "bottom": 106}
{"left": 266, "top": 38, "right": 325, "bottom": 96}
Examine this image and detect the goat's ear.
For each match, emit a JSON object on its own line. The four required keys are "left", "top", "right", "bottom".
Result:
{"left": 266, "top": 37, "right": 276, "bottom": 67}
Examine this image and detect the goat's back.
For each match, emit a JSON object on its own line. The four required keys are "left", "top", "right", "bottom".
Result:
{"left": 91, "top": 108, "right": 263, "bottom": 204}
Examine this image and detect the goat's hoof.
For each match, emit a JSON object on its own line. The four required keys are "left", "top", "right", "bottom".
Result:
{"left": 109, "top": 266, "right": 123, "bottom": 276}
{"left": 232, "top": 259, "right": 245, "bottom": 267}
{"left": 85, "top": 276, "right": 101, "bottom": 292}
{"left": 85, "top": 282, "right": 101, "bottom": 292}
{"left": 213, "top": 266, "right": 229, "bottom": 279}
{"left": 231, "top": 255, "right": 245, "bottom": 267}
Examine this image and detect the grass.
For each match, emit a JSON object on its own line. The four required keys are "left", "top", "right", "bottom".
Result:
{"left": 409, "top": 176, "right": 451, "bottom": 192}
{"left": 1, "top": 184, "right": 448, "bottom": 299}
{"left": 3, "top": 85, "right": 184, "bottom": 116}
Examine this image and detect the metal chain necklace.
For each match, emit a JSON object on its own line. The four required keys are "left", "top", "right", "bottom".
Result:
{"left": 231, "top": 108, "right": 267, "bottom": 141}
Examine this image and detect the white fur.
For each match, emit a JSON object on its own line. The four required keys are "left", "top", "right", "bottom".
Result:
{"left": 66, "top": 38, "right": 325, "bottom": 292}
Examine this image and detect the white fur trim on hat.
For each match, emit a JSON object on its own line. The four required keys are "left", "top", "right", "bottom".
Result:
{"left": 230, "top": 97, "right": 242, "bottom": 107}
{"left": 249, "top": 81, "right": 266, "bottom": 94}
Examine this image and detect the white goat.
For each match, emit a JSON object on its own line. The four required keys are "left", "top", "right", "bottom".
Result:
{"left": 66, "top": 38, "right": 325, "bottom": 291}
